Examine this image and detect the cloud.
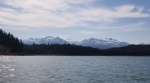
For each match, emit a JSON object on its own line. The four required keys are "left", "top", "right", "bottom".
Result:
{"left": 0, "top": 0, "right": 149, "bottom": 29}
{"left": 113, "top": 22, "right": 147, "bottom": 31}
{"left": 80, "top": 31, "right": 96, "bottom": 35}
{"left": 95, "top": 22, "right": 147, "bottom": 32}
{"left": 77, "top": 5, "right": 149, "bottom": 22}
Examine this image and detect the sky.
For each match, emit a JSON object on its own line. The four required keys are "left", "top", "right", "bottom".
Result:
{"left": 0, "top": 0, "right": 150, "bottom": 44}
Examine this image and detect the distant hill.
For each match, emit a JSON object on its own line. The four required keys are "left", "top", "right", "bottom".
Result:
{"left": 23, "top": 36, "right": 129, "bottom": 49}
{"left": 102, "top": 45, "right": 150, "bottom": 55}
{"left": 0, "top": 29, "right": 23, "bottom": 54}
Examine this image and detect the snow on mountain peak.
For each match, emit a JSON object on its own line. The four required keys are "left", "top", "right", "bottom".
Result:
{"left": 80, "top": 38, "right": 129, "bottom": 49}
{"left": 44, "top": 36, "right": 54, "bottom": 39}
{"left": 23, "top": 36, "right": 68, "bottom": 45}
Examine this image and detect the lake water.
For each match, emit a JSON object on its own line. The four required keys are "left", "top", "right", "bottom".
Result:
{"left": 0, "top": 56, "right": 150, "bottom": 83}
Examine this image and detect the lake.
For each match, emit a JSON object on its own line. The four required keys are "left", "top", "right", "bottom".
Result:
{"left": 0, "top": 56, "right": 150, "bottom": 83}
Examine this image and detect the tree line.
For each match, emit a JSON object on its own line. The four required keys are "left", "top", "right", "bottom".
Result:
{"left": 23, "top": 44, "right": 150, "bottom": 55}
{"left": 102, "top": 45, "right": 150, "bottom": 55}
{"left": 24, "top": 44, "right": 101, "bottom": 55}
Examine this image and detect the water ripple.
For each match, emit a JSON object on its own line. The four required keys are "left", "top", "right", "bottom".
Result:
{"left": 0, "top": 56, "right": 150, "bottom": 83}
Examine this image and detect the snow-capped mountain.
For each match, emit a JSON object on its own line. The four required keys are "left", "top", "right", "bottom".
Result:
{"left": 23, "top": 36, "right": 68, "bottom": 45}
{"left": 23, "top": 36, "right": 129, "bottom": 49}
{"left": 78, "top": 38, "right": 129, "bottom": 49}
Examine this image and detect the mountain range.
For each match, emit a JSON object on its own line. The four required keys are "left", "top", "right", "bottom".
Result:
{"left": 23, "top": 36, "right": 129, "bottom": 49}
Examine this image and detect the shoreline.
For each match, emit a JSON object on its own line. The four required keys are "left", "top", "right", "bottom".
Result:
{"left": 0, "top": 53, "right": 150, "bottom": 56}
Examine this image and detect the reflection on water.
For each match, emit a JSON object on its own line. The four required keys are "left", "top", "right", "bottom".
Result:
{"left": 0, "top": 56, "right": 150, "bottom": 83}
{"left": 0, "top": 56, "right": 21, "bottom": 82}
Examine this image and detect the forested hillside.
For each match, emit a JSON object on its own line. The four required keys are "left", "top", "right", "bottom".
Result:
{"left": 0, "top": 29, "right": 23, "bottom": 53}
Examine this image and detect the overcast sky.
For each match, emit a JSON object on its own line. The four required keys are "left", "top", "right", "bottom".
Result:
{"left": 0, "top": 0, "right": 150, "bottom": 44}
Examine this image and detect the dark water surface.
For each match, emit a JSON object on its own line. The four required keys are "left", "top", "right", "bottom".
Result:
{"left": 0, "top": 56, "right": 150, "bottom": 83}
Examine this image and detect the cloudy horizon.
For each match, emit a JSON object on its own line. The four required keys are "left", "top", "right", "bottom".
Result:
{"left": 0, "top": 0, "right": 150, "bottom": 44}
